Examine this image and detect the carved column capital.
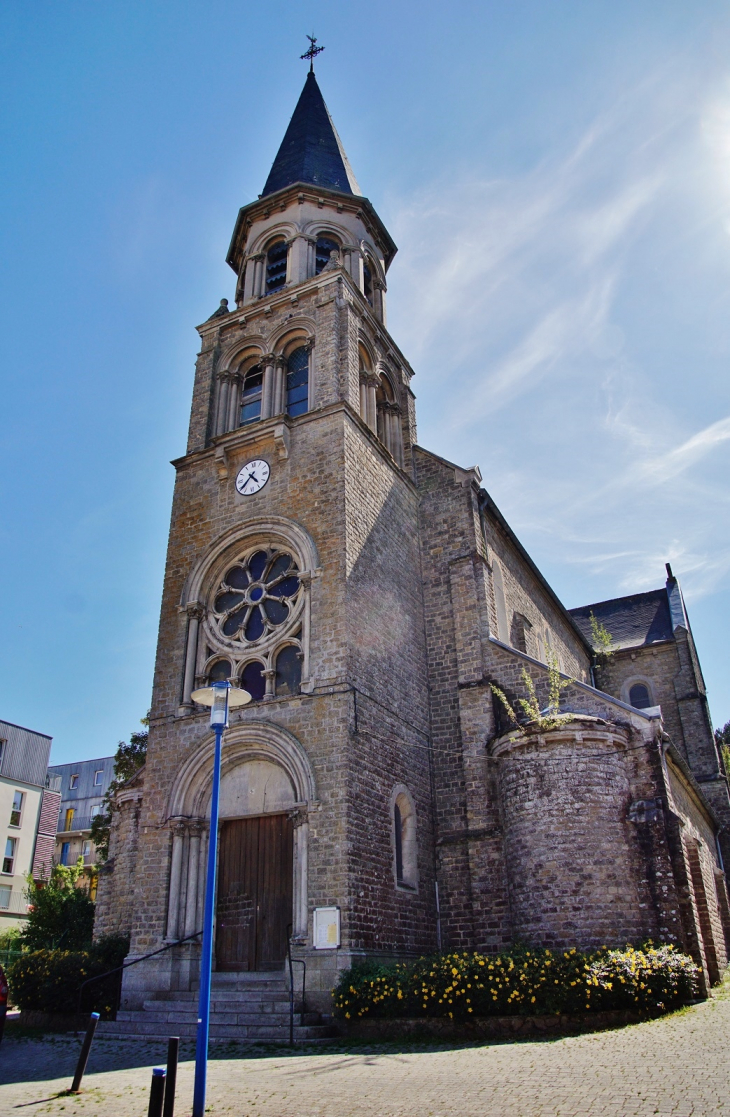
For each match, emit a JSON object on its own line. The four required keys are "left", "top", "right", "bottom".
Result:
{"left": 186, "top": 601, "right": 204, "bottom": 621}
{"left": 287, "top": 806, "right": 308, "bottom": 828}
{"left": 171, "top": 818, "right": 187, "bottom": 836}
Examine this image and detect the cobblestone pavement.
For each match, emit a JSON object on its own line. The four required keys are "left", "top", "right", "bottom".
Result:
{"left": 2, "top": 988, "right": 729, "bottom": 1116}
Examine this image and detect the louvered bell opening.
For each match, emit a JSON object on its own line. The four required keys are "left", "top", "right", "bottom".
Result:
{"left": 266, "top": 242, "right": 288, "bottom": 293}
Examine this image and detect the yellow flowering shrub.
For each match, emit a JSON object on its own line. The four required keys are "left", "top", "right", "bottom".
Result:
{"left": 333, "top": 944, "right": 699, "bottom": 1021}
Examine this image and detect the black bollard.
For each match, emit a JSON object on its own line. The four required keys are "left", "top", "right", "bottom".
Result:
{"left": 70, "top": 1012, "right": 100, "bottom": 1093}
{"left": 163, "top": 1037, "right": 179, "bottom": 1117}
{"left": 147, "top": 1067, "right": 166, "bottom": 1117}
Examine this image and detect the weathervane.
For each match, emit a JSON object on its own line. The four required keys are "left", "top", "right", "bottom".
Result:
{"left": 301, "top": 34, "right": 325, "bottom": 72}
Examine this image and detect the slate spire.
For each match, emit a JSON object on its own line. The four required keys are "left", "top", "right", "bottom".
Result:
{"left": 262, "top": 72, "right": 361, "bottom": 198}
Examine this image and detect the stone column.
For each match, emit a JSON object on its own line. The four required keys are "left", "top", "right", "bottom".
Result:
{"left": 365, "top": 375, "right": 378, "bottom": 433}
{"left": 252, "top": 254, "right": 265, "bottom": 299}
{"left": 291, "top": 809, "right": 309, "bottom": 940}
{"left": 374, "top": 281, "right": 386, "bottom": 324}
{"left": 215, "top": 372, "right": 230, "bottom": 436}
{"left": 181, "top": 603, "right": 203, "bottom": 707}
{"left": 298, "top": 571, "right": 312, "bottom": 689}
{"left": 273, "top": 356, "right": 287, "bottom": 416}
{"left": 166, "top": 821, "right": 187, "bottom": 941}
{"left": 263, "top": 668, "right": 276, "bottom": 702}
{"left": 242, "top": 257, "right": 256, "bottom": 303}
{"left": 184, "top": 822, "right": 203, "bottom": 937}
{"left": 226, "top": 373, "right": 241, "bottom": 431}
{"left": 261, "top": 353, "right": 276, "bottom": 419}
{"left": 196, "top": 826, "right": 208, "bottom": 934}
{"left": 359, "top": 379, "right": 368, "bottom": 423}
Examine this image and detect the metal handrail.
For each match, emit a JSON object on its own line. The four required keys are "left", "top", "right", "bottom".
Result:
{"left": 286, "top": 924, "right": 306, "bottom": 1046}
{"left": 76, "top": 930, "right": 202, "bottom": 1016}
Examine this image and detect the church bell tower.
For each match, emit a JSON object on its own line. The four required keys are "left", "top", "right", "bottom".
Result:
{"left": 96, "top": 63, "right": 437, "bottom": 1011}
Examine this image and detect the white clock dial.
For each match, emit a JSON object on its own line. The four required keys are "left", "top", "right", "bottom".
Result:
{"left": 235, "top": 459, "right": 270, "bottom": 496}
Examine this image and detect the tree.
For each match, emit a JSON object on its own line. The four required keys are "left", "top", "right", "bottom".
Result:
{"left": 21, "top": 859, "right": 95, "bottom": 951}
{"left": 716, "top": 721, "right": 730, "bottom": 780}
{"left": 89, "top": 717, "right": 148, "bottom": 861}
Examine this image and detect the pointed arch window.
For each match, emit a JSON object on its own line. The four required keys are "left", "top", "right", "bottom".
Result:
{"left": 393, "top": 790, "right": 417, "bottom": 890}
{"left": 265, "top": 240, "right": 288, "bottom": 294}
{"left": 240, "top": 364, "right": 263, "bottom": 425}
{"left": 315, "top": 237, "right": 340, "bottom": 275}
{"left": 286, "top": 347, "right": 309, "bottom": 417}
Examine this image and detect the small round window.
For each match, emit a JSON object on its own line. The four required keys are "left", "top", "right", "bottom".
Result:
{"left": 212, "top": 550, "right": 300, "bottom": 645}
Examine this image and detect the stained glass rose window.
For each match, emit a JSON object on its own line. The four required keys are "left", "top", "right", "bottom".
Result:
{"left": 212, "top": 550, "right": 300, "bottom": 644}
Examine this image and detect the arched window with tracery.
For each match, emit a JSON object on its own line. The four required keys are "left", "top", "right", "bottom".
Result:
{"left": 240, "top": 364, "right": 263, "bottom": 426}
{"left": 315, "top": 236, "right": 340, "bottom": 275}
{"left": 286, "top": 347, "right": 309, "bottom": 417}
{"left": 393, "top": 789, "right": 417, "bottom": 890}
{"left": 375, "top": 372, "right": 404, "bottom": 466}
{"left": 265, "top": 240, "right": 288, "bottom": 294}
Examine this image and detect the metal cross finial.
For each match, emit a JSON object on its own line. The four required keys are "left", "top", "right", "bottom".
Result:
{"left": 301, "top": 34, "right": 324, "bottom": 72}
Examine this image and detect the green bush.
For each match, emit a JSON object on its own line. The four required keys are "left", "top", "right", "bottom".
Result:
{"left": 21, "top": 860, "right": 95, "bottom": 951}
{"left": 7, "top": 936, "right": 129, "bottom": 1017}
{"left": 333, "top": 944, "right": 700, "bottom": 1022}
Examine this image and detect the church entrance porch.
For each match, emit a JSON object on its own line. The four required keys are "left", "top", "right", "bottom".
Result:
{"left": 216, "top": 812, "right": 294, "bottom": 972}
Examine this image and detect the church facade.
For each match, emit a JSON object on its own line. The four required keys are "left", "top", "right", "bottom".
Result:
{"left": 96, "top": 71, "right": 730, "bottom": 1027}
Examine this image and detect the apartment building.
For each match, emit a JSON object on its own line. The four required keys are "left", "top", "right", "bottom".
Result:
{"left": 47, "top": 756, "right": 114, "bottom": 888}
{"left": 0, "top": 719, "right": 58, "bottom": 929}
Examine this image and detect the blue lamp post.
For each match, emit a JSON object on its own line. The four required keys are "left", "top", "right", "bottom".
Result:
{"left": 189, "top": 679, "right": 250, "bottom": 1117}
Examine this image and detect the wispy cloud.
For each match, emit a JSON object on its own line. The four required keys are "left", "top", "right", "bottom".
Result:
{"left": 387, "top": 62, "right": 730, "bottom": 616}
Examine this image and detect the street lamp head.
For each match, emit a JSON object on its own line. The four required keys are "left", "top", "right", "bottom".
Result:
{"left": 190, "top": 680, "right": 252, "bottom": 728}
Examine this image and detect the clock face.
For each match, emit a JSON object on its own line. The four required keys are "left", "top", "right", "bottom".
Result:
{"left": 235, "top": 459, "right": 270, "bottom": 496}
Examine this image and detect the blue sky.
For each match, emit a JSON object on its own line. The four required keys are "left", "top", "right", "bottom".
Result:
{"left": 1, "top": 1, "right": 729, "bottom": 764}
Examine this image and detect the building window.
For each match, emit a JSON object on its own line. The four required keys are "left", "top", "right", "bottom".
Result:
{"left": 240, "top": 364, "right": 264, "bottom": 426}
{"left": 60, "top": 841, "right": 70, "bottom": 866}
{"left": 93, "top": 770, "right": 103, "bottom": 787}
{"left": 2, "top": 837, "right": 16, "bottom": 875}
{"left": 363, "top": 262, "right": 374, "bottom": 307}
{"left": 265, "top": 240, "right": 288, "bottom": 293}
{"left": 82, "top": 840, "right": 92, "bottom": 863}
{"left": 0, "top": 885, "right": 10, "bottom": 909}
{"left": 241, "top": 661, "right": 266, "bottom": 702}
{"left": 0, "top": 740, "right": 5, "bottom": 772}
{"left": 629, "top": 683, "right": 652, "bottom": 710}
{"left": 212, "top": 549, "right": 301, "bottom": 645}
{"left": 69, "top": 774, "right": 79, "bottom": 790}
{"left": 275, "top": 645, "right": 302, "bottom": 697}
{"left": 90, "top": 804, "right": 102, "bottom": 819}
{"left": 315, "top": 236, "right": 339, "bottom": 274}
{"left": 64, "top": 808, "right": 75, "bottom": 832}
{"left": 208, "top": 659, "right": 232, "bottom": 683}
{"left": 393, "top": 790, "right": 417, "bottom": 890}
{"left": 286, "top": 347, "right": 309, "bottom": 417}
{"left": 9, "top": 791, "right": 23, "bottom": 827}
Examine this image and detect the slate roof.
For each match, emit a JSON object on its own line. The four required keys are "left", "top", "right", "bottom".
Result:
{"left": 569, "top": 588, "right": 674, "bottom": 651}
{"left": 262, "top": 72, "right": 361, "bottom": 198}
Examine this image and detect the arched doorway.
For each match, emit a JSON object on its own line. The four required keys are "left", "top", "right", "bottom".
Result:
{"left": 216, "top": 758, "right": 295, "bottom": 971}
{"left": 165, "top": 722, "right": 316, "bottom": 971}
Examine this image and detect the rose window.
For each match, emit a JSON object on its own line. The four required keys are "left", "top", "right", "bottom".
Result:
{"left": 212, "top": 550, "right": 300, "bottom": 644}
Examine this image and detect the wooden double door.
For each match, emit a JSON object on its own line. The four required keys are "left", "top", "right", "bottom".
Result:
{"left": 215, "top": 813, "right": 294, "bottom": 972}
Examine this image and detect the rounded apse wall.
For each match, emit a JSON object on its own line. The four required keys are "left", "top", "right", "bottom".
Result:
{"left": 493, "top": 717, "right": 652, "bottom": 950}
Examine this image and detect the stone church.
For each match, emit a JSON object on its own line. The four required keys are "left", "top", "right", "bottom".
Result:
{"left": 96, "top": 69, "right": 730, "bottom": 1037}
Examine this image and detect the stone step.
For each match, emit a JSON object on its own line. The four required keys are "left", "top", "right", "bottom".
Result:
{"left": 99, "top": 1018, "right": 337, "bottom": 1043}
{"left": 140, "top": 999, "right": 293, "bottom": 1015}
{"left": 127, "top": 1009, "right": 293, "bottom": 1027}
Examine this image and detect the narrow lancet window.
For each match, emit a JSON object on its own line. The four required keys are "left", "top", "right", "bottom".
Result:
{"left": 240, "top": 365, "right": 263, "bottom": 425}
{"left": 286, "top": 348, "right": 309, "bottom": 417}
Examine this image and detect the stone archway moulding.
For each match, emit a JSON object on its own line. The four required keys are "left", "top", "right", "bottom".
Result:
{"left": 180, "top": 516, "right": 319, "bottom": 609}
{"left": 167, "top": 720, "right": 317, "bottom": 819}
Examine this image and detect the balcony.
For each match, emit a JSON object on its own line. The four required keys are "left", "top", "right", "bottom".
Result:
{"left": 58, "top": 814, "right": 99, "bottom": 835}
